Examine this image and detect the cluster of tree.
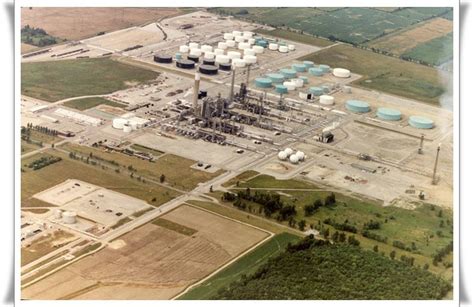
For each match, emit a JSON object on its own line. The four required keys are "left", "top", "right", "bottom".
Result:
{"left": 21, "top": 25, "right": 59, "bottom": 47}
{"left": 25, "top": 123, "right": 59, "bottom": 137}
{"left": 303, "top": 193, "right": 335, "bottom": 217}
{"left": 400, "top": 254, "right": 416, "bottom": 267}
{"left": 363, "top": 219, "right": 381, "bottom": 230}
{"left": 432, "top": 241, "right": 453, "bottom": 267}
{"left": 361, "top": 229, "right": 388, "bottom": 243}
{"left": 392, "top": 240, "right": 418, "bottom": 253}
{"left": 323, "top": 218, "right": 358, "bottom": 233}
{"left": 27, "top": 155, "right": 61, "bottom": 170}
{"left": 213, "top": 235, "right": 451, "bottom": 300}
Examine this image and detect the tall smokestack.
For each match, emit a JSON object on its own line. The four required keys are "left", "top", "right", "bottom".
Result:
{"left": 246, "top": 64, "right": 251, "bottom": 86}
{"left": 229, "top": 67, "right": 235, "bottom": 102}
{"left": 432, "top": 143, "right": 441, "bottom": 185}
{"left": 193, "top": 72, "right": 200, "bottom": 116}
{"left": 418, "top": 134, "right": 425, "bottom": 154}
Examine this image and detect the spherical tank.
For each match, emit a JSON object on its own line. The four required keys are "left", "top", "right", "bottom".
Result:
{"left": 278, "top": 151, "right": 287, "bottom": 160}
{"left": 289, "top": 154, "right": 299, "bottom": 164}
{"left": 284, "top": 147, "right": 293, "bottom": 156}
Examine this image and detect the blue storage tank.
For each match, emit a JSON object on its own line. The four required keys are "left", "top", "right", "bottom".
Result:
{"left": 175, "top": 52, "right": 182, "bottom": 60}
{"left": 409, "top": 116, "right": 434, "bottom": 129}
{"left": 303, "top": 61, "right": 315, "bottom": 68}
{"left": 292, "top": 63, "right": 307, "bottom": 72}
{"left": 279, "top": 68, "right": 297, "bottom": 79}
{"left": 377, "top": 107, "right": 402, "bottom": 121}
{"left": 275, "top": 84, "right": 288, "bottom": 94}
{"left": 346, "top": 100, "right": 370, "bottom": 113}
{"left": 299, "top": 76, "right": 308, "bottom": 84}
{"left": 309, "top": 87, "right": 324, "bottom": 96}
{"left": 319, "top": 64, "right": 330, "bottom": 72}
{"left": 309, "top": 67, "right": 324, "bottom": 76}
{"left": 266, "top": 73, "right": 285, "bottom": 84}
{"left": 256, "top": 40, "right": 268, "bottom": 47}
{"left": 254, "top": 77, "right": 273, "bottom": 89}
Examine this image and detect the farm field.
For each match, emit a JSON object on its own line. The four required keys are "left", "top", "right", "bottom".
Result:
{"left": 179, "top": 232, "right": 299, "bottom": 299}
{"left": 21, "top": 7, "right": 183, "bottom": 43}
{"left": 61, "top": 143, "right": 225, "bottom": 191}
{"left": 214, "top": 239, "right": 452, "bottom": 300}
{"left": 21, "top": 57, "right": 160, "bottom": 102}
{"left": 255, "top": 29, "right": 334, "bottom": 47}
{"left": 22, "top": 205, "right": 268, "bottom": 299}
{"left": 62, "top": 97, "right": 126, "bottom": 111}
{"left": 401, "top": 33, "right": 453, "bottom": 66}
{"left": 21, "top": 150, "right": 180, "bottom": 207}
{"left": 21, "top": 230, "right": 76, "bottom": 266}
{"left": 299, "top": 44, "right": 445, "bottom": 104}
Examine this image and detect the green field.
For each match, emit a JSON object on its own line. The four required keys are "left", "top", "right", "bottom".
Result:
{"left": 21, "top": 150, "right": 180, "bottom": 207}
{"left": 213, "top": 238, "right": 451, "bottom": 300}
{"left": 62, "top": 97, "right": 126, "bottom": 111}
{"left": 299, "top": 44, "right": 445, "bottom": 104}
{"left": 401, "top": 32, "right": 453, "bottom": 66}
{"left": 21, "top": 57, "right": 159, "bottom": 102}
{"left": 179, "top": 232, "right": 299, "bottom": 300}
{"left": 255, "top": 29, "right": 333, "bottom": 47}
{"left": 222, "top": 170, "right": 259, "bottom": 187}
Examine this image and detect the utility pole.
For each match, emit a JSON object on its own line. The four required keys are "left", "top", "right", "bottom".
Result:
{"left": 432, "top": 143, "right": 441, "bottom": 185}
{"left": 418, "top": 134, "right": 425, "bottom": 154}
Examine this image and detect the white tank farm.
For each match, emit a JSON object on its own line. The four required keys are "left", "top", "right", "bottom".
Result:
{"left": 215, "top": 54, "right": 230, "bottom": 64}
{"left": 232, "top": 30, "right": 243, "bottom": 37}
{"left": 204, "top": 52, "right": 215, "bottom": 60}
{"left": 248, "top": 38, "right": 256, "bottom": 45}
{"left": 320, "top": 95, "right": 335, "bottom": 105}
{"left": 244, "top": 48, "right": 256, "bottom": 56}
{"left": 62, "top": 211, "right": 77, "bottom": 224}
{"left": 291, "top": 78, "right": 304, "bottom": 88}
{"left": 269, "top": 43, "right": 278, "bottom": 50}
{"left": 284, "top": 147, "right": 294, "bottom": 156}
{"left": 232, "top": 58, "right": 246, "bottom": 68}
{"left": 214, "top": 48, "right": 225, "bottom": 55}
{"left": 295, "top": 151, "right": 305, "bottom": 161}
{"left": 201, "top": 45, "right": 213, "bottom": 52}
{"left": 189, "top": 48, "right": 202, "bottom": 57}
{"left": 235, "top": 36, "right": 246, "bottom": 43}
{"left": 243, "top": 31, "right": 253, "bottom": 38}
{"left": 283, "top": 81, "right": 296, "bottom": 91}
{"left": 278, "top": 151, "right": 287, "bottom": 160}
{"left": 179, "top": 45, "right": 189, "bottom": 53}
{"left": 288, "top": 44, "right": 295, "bottom": 51}
{"left": 226, "top": 40, "right": 236, "bottom": 47}
{"left": 279, "top": 46, "right": 289, "bottom": 53}
{"left": 289, "top": 154, "right": 299, "bottom": 164}
{"left": 227, "top": 51, "right": 241, "bottom": 59}
{"left": 217, "top": 42, "right": 228, "bottom": 50}
{"left": 252, "top": 45, "right": 264, "bottom": 54}
{"left": 238, "top": 42, "right": 251, "bottom": 50}
{"left": 224, "top": 33, "right": 234, "bottom": 40}
{"left": 243, "top": 55, "right": 257, "bottom": 64}
{"left": 333, "top": 68, "right": 351, "bottom": 78}
{"left": 112, "top": 118, "right": 128, "bottom": 129}
{"left": 189, "top": 42, "right": 199, "bottom": 49}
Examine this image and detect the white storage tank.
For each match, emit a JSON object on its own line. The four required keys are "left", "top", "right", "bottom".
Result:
{"left": 232, "top": 30, "right": 243, "bottom": 37}
{"left": 54, "top": 209, "right": 62, "bottom": 219}
{"left": 204, "top": 52, "right": 215, "bottom": 60}
{"left": 284, "top": 147, "right": 293, "bottom": 156}
{"left": 279, "top": 46, "right": 289, "bottom": 53}
{"left": 112, "top": 118, "right": 128, "bottom": 129}
{"left": 235, "top": 36, "right": 246, "bottom": 43}
{"left": 320, "top": 95, "right": 335, "bottom": 105}
{"left": 179, "top": 45, "right": 189, "bottom": 53}
{"left": 289, "top": 154, "right": 299, "bottom": 164}
{"left": 269, "top": 43, "right": 278, "bottom": 51}
{"left": 189, "top": 48, "right": 202, "bottom": 57}
{"left": 201, "top": 45, "right": 213, "bottom": 52}
{"left": 238, "top": 42, "right": 251, "bottom": 50}
{"left": 226, "top": 40, "right": 236, "bottom": 47}
{"left": 214, "top": 48, "right": 225, "bottom": 55}
{"left": 283, "top": 81, "right": 296, "bottom": 91}
{"left": 295, "top": 151, "right": 305, "bottom": 161}
{"left": 215, "top": 54, "right": 230, "bottom": 64}
{"left": 217, "top": 42, "right": 228, "bottom": 50}
{"left": 248, "top": 38, "right": 256, "bottom": 45}
{"left": 232, "top": 58, "right": 246, "bottom": 68}
{"left": 123, "top": 124, "right": 132, "bottom": 133}
{"left": 278, "top": 151, "right": 287, "bottom": 160}
{"left": 333, "top": 68, "right": 351, "bottom": 78}
{"left": 291, "top": 78, "right": 304, "bottom": 88}
{"left": 62, "top": 211, "right": 77, "bottom": 224}
{"left": 299, "top": 92, "right": 309, "bottom": 99}
{"left": 189, "top": 42, "right": 199, "bottom": 49}
{"left": 227, "top": 51, "right": 241, "bottom": 59}
{"left": 243, "top": 55, "right": 257, "bottom": 64}
{"left": 244, "top": 48, "right": 256, "bottom": 56}
{"left": 224, "top": 33, "right": 234, "bottom": 40}
{"left": 252, "top": 45, "right": 264, "bottom": 54}
{"left": 288, "top": 44, "right": 295, "bottom": 51}
{"left": 243, "top": 31, "right": 253, "bottom": 38}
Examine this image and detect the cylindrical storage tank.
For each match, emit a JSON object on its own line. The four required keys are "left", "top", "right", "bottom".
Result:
{"left": 275, "top": 84, "right": 288, "bottom": 94}
{"left": 187, "top": 54, "right": 200, "bottom": 63}
{"left": 309, "top": 87, "right": 324, "bottom": 96}
{"left": 203, "top": 52, "right": 215, "bottom": 60}
{"left": 299, "top": 76, "right": 308, "bottom": 84}
{"left": 215, "top": 54, "right": 230, "bottom": 64}
{"left": 203, "top": 59, "right": 215, "bottom": 66}
{"left": 54, "top": 209, "right": 62, "bottom": 219}
{"left": 303, "top": 60, "right": 315, "bottom": 68}
{"left": 189, "top": 42, "right": 199, "bottom": 49}
{"left": 244, "top": 48, "right": 255, "bottom": 56}
{"left": 112, "top": 118, "right": 128, "bottom": 129}
{"left": 175, "top": 52, "right": 182, "bottom": 60}
{"left": 256, "top": 40, "right": 268, "bottom": 48}
{"left": 266, "top": 73, "right": 285, "bottom": 84}
{"left": 309, "top": 67, "right": 324, "bottom": 76}
{"left": 299, "top": 92, "right": 308, "bottom": 99}
{"left": 224, "top": 33, "right": 234, "bottom": 40}
{"left": 291, "top": 78, "right": 304, "bottom": 88}
{"left": 278, "top": 151, "right": 287, "bottom": 160}
{"left": 219, "top": 63, "right": 232, "bottom": 71}
{"left": 346, "top": 100, "right": 371, "bottom": 113}
{"left": 409, "top": 116, "right": 434, "bottom": 129}
{"left": 248, "top": 38, "right": 256, "bottom": 45}
{"left": 243, "top": 31, "right": 253, "bottom": 38}
{"left": 284, "top": 148, "right": 293, "bottom": 156}
{"left": 320, "top": 95, "right": 335, "bottom": 105}
{"left": 283, "top": 81, "right": 296, "bottom": 91}
{"left": 319, "top": 64, "right": 330, "bottom": 73}
{"left": 238, "top": 42, "right": 251, "bottom": 50}
{"left": 288, "top": 44, "right": 295, "bottom": 51}
{"left": 176, "top": 59, "right": 196, "bottom": 69}
{"left": 199, "top": 64, "right": 219, "bottom": 75}
{"left": 279, "top": 68, "right": 297, "bottom": 79}
{"left": 289, "top": 154, "right": 299, "bottom": 164}
{"left": 292, "top": 63, "right": 306, "bottom": 72}
{"left": 62, "top": 211, "right": 77, "bottom": 224}
{"left": 254, "top": 77, "right": 273, "bottom": 88}
{"left": 123, "top": 124, "right": 132, "bottom": 133}
{"left": 295, "top": 151, "right": 305, "bottom": 161}
{"left": 235, "top": 36, "right": 246, "bottom": 43}
{"left": 227, "top": 51, "right": 241, "bottom": 59}
{"left": 189, "top": 48, "right": 202, "bottom": 57}
{"left": 269, "top": 43, "right": 278, "bottom": 51}
{"left": 377, "top": 107, "right": 402, "bottom": 121}
{"left": 130, "top": 122, "right": 138, "bottom": 130}
{"left": 232, "top": 30, "right": 242, "bottom": 37}
{"left": 226, "top": 40, "right": 236, "bottom": 47}
{"left": 232, "top": 58, "right": 246, "bottom": 68}
{"left": 153, "top": 54, "right": 172, "bottom": 63}
{"left": 217, "top": 42, "right": 228, "bottom": 50}
{"left": 179, "top": 45, "right": 189, "bottom": 53}
{"left": 252, "top": 45, "right": 264, "bottom": 54}
{"left": 243, "top": 55, "right": 257, "bottom": 64}
{"left": 333, "top": 68, "right": 351, "bottom": 78}
{"left": 201, "top": 45, "right": 213, "bottom": 53}
{"left": 279, "top": 45, "right": 289, "bottom": 53}
{"left": 214, "top": 48, "right": 225, "bottom": 55}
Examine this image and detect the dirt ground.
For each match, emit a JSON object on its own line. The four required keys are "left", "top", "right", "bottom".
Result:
{"left": 369, "top": 17, "right": 453, "bottom": 55}
{"left": 22, "top": 205, "right": 268, "bottom": 300}
{"left": 21, "top": 7, "right": 182, "bottom": 42}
